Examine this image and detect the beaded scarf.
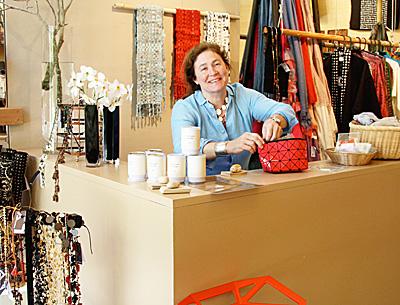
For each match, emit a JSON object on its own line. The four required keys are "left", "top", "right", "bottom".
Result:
{"left": 132, "top": 5, "right": 166, "bottom": 129}
{"left": 204, "top": 11, "right": 231, "bottom": 58}
{"left": 172, "top": 9, "right": 201, "bottom": 102}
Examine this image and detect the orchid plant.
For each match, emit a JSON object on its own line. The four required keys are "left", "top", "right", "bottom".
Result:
{"left": 68, "top": 65, "right": 133, "bottom": 111}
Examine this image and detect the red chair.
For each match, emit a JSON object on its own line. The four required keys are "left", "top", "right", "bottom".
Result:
{"left": 178, "top": 275, "right": 306, "bottom": 305}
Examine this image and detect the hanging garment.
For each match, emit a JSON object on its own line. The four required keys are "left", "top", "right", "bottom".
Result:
{"left": 324, "top": 50, "right": 382, "bottom": 133}
{"left": 384, "top": 61, "right": 394, "bottom": 117}
{"left": 355, "top": 50, "right": 389, "bottom": 116}
{"left": 262, "top": 27, "right": 283, "bottom": 99}
{"left": 240, "top": 0, "right": 280, "bottom": 90}
{"left": 293, "top": 0, "right": 317, "bottom": 106}
{"left": 132, "top": 5, "right": 166, "bottom": 129}
{"left": 350, "top": 0, "right": 389, "bottom": 30}
{"left": 204, "top": 11, "right": 230, "bottom": 57}
{"left": 300, "top": 0, "right": 338, "bottom": 153}
{"left": 282, "top": 0, "right": 311, "bottom": 128}
{"left": 254, "top": 0, "right": 280, "bottom": 93}
{"left": 311, "top": 0, "right": 321, "bottom": 33}
{"left": 240, "top": 0, "right": 260, "bottom": 88}
{"left": 172, "top": 9, "right": 201, "bottom": 102}
{"left": 385, "top": 56, "right": 400, "bottom": 117}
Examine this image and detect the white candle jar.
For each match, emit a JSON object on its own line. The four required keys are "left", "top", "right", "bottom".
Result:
{"left": 187, "top": 154, "right": 206, "bottom": 183}
{"left": 146, "top": 152, "right": 166, "bottom": 183}
{"left": 167, "top": 153, "right": 186, "bottom": 183}
{"left": 181, "top": 126, "right": 200, "bottom": 156}
{"left": 128, "top": 152, "right": 147, "bottom": 182}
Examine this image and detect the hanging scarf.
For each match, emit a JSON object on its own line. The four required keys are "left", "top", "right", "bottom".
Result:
{"left": 132, "top": 5, "right": 166, "bottom": 129}
{"left": 172, "top": 9, "right": 201, "bottom": 102}
{"left": 204, "top": 11, "right": 230, "bottom": 57}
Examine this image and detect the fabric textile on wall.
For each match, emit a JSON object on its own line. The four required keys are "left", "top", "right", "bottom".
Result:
{"left": 172, "top": 9, "right": 201, "bottom": 102}
{"left": 349, "top": 0, "right": 400, "bottom": 30}
{"left": 131, "top": 5, "right": 166, "bottom": 129}
{"left": 204, "top": 11, "right": 230, "bottom": 58}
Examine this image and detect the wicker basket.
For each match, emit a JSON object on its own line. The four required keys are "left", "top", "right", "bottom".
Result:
{"left": 325, "top": 148, "right": 377, "bottom": 166}
{"left": 349, "top": 122, "right": 400, "bottom": 159}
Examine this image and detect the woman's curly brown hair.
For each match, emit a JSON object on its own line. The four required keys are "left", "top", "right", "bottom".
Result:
{"left": 181, "top": 42, "right": 230, "bottom": 98}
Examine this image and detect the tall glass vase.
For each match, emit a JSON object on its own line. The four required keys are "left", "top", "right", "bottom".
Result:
{"left": 41, "top": 25, "right": 73, "bottom": 152}
{"left": 103, "top": 106, "right": 120, "bottom": 163}
{"left": 84, "top": 105, "right": 100, "bottom": 167}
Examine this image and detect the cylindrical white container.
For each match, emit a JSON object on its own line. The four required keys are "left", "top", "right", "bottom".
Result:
{"left": 128, "top": 152, "right": 146, "bottom": 182}
{"left": 146, "top": 152, "right": 166, "bottom": 183}
{"left": 167, "top": 153, "right": 186, "bottom": 183}
{"left": 187, "top": 154, "right": 206, "bottom": 183}
{"left": 181, "top": 126, "right": 200, "bottom": 156}
{"left": 146, "top": 149, "right": 166, "bottom": 176}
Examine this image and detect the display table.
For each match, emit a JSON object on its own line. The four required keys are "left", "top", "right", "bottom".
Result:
{"left": 30, "top": 153, "right": 400, "bottom": 305}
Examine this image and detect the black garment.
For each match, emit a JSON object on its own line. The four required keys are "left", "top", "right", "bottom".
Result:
{"left": 324, "top": 52, "right": 382, "bottom": 133}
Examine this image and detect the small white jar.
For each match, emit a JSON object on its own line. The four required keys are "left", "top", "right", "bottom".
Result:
{"left": 128, "top": 152, "right": 147, "bottom": 182}
{"left": 181, "top": 126, "right": 200, "bottom": 156}
{"left": 146, "top": 152, "right": 166, "bottom": 183}
{"left": 167, "top": 153, "right": 186, "bottom": 183}
{"left": 187, "top": 154, "right": 206, "bottom": 183}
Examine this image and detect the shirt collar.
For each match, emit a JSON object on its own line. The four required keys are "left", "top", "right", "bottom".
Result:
{"left": 194, "top": 84, "right": 234, "bottom": 106}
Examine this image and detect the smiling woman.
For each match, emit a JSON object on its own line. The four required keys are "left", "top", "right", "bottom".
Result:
{"left": 171, "top": 42, "right": 299, "bottom": 175}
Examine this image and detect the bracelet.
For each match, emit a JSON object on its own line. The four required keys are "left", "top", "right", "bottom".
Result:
{"left": 214, "top": 141, "right": 228, "bottom": 156}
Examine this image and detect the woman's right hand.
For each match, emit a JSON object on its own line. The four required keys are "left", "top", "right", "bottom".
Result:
{"left": 227, "top": 132, "right": 264, "bottom": 154}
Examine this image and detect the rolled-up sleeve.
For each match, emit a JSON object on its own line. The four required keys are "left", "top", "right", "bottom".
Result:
{"left": 246, "top": 87, "right": 298, "bottom": 132}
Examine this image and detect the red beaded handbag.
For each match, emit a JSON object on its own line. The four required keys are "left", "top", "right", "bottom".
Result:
{"left": 257, "top": 123, "right": 308, "bottom": 173}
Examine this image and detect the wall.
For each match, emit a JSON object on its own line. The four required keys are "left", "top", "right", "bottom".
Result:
{"left": 6, "top": 0, "right": 240, "bottom": 158}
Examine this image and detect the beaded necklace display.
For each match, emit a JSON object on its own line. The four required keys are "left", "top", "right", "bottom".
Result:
{"left": 132, "top": 5, "right": 166, "bottom": 129}
{"left": 0, "top": 208, "right": 89, "bottom": 305}
{"left": 172, "top": 9, "right": 201, "bottom": 102}
{"left": 204, "top": 11, "right": 231, "bottom": 58}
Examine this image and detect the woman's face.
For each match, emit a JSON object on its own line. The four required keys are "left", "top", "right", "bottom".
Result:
{"left": 193, "top": 50, "right": 229, "bottom": 97}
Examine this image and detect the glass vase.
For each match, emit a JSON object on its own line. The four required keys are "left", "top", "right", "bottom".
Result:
{"left": 84, "top": 105, "right": 100, "bottom": 167}
{"left": 41, "top": 25, "right": 73, "bottom": 152}
{"left": 103, "top": 106, "right": 120, "bottom": 163}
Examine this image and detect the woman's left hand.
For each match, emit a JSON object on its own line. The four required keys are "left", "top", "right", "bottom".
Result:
{"left": 262, "top": 118, "right": 283, "bottom": 142}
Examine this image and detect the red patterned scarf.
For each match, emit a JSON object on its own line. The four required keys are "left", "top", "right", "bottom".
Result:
{"left": 173, "top": 9, "right": 201, "bottom": 102}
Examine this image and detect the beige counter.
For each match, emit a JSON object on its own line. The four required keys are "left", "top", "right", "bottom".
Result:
{"left": 30, "top": 153, "right": 400, "bottom": 305}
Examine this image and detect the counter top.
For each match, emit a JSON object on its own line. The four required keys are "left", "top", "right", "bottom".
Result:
{"left": 27, "top": 149, "right": 400, "bottom": 208}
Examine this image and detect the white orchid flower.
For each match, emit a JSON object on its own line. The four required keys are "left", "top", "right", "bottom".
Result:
{"left": 80, "top": 65, "right": 97, "bottom": 81}
{"left": 67, "top": 71, "right": 83, "bottom": 88}
{"left": 109, "top": 80, "right": 128, "bottom": 99}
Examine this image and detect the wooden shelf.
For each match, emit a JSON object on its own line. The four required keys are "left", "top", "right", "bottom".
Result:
{"left": 0, "top": 108, "right": 24, "bottom": 125}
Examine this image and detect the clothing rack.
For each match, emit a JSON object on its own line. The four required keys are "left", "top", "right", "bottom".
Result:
{"left": 261, "top": 28, "right": 400, "bottom": 48}
{"left": 112, "top": 2, "right": 241, "bottom": 20}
